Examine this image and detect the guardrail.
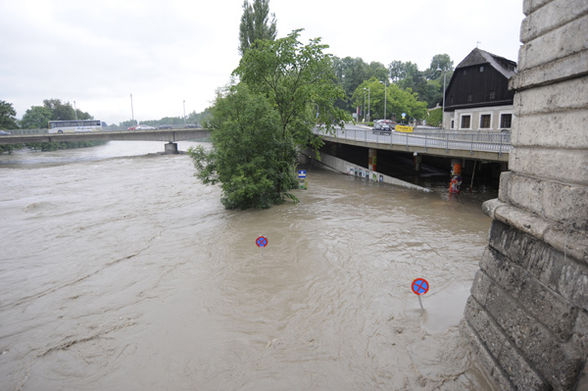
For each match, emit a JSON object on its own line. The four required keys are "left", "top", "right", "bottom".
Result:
{"left": 313, "top": 127, "right": 512, "bottom": 156}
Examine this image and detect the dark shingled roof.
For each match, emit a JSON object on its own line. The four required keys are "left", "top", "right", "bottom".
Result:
{"left": 456, "top": 48, "right": 517, "bottom": 79}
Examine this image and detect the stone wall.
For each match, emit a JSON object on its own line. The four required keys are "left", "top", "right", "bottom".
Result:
{"left": 463, "top": 1, "right": 588, "bottom": 390}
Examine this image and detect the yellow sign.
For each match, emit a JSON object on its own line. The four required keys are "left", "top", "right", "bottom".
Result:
{"left": 395, "top": 125, "right": 414, "bottom": 133}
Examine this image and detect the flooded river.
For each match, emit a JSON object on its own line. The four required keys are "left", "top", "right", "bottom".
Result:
{"left": 0, "top": 141, "right": 496, "bottom": 390}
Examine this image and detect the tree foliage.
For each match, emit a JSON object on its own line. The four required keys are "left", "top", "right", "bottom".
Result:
{"left": 190, "top": 30, "right": 348, "bottom": 209}
{"left": 352, "top": 78, "right": 427, "bottom": 121}
{"left": 0, "top": 100, "right": 18, "bottom": 130}
{"left": 238, "top": 0, "right": 277, "bottom": 55}
{"left": 20, "top": 99, "right": 93, "bottom": 128}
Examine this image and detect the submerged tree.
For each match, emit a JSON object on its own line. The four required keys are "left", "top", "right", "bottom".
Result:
{"left": 190, "top": 30, "right": 348, "bottom": 209}
{"left": 238, "top": 0, "right": 277, "bottom": 55}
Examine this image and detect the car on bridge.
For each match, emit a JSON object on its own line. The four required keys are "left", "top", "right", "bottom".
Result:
{"left": 0, "top": 130, "right": 11, "bottom": 136}
{"left": 158, "top": 125, "right": 173, "bottom": 129}
{"left": 372, "top": 120, "right": 394, "bottom": 135}
{"left": 136, "top": 125, "right": 156, "bottom": 130}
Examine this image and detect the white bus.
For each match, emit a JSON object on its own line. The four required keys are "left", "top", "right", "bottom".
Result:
{"left": 48, "top": 120, "right": 102, "bottom": 134}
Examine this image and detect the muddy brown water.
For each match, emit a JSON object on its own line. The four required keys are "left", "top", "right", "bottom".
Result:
{"left": 0, "top": 141, "right": 496, "bottom": 390}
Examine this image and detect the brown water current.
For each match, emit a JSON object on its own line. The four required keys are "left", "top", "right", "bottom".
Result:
{"left": 0, "top": 141, "right": 497, "bottom": 390}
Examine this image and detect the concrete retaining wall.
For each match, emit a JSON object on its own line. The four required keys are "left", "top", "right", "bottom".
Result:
{"left": 463, "top": 1, "right": 588, "bottom": 389}
{"left": 305, "top": 149, "right": 431, "bottom": 192}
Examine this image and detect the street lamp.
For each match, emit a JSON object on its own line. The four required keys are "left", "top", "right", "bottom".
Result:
{"left": 130, "top": 93, "right": 135, "bottom": 123}
{"left": 183, "top": 99, "right": 186, "bottom": 127}
{"left": 363, "top": 88, "right": 367, "bottom": 122}
{"left": 367, "top": 87, "right": 371, "bottom": 122}
{"left": 437, "top": 67, "right": 447, "bottom": 129}
{"left": 379, "top": 80, "right": 388, "bottom": 120}
{"left": 73, "top": 100, "right": 78, "bottom": 120}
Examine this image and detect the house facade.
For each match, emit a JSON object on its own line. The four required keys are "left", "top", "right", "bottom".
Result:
{"left": 443, "top": 48, "right": 517, "bottom": 131}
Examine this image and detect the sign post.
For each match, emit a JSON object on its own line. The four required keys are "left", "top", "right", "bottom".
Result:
{"left": 411, "top": 278, "right": 429, "bottom": 311}
{"left": 298, "top": 169, "right": 307, "bottom": 189}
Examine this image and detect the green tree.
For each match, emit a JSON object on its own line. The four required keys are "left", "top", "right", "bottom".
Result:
{"left": 21, "top": 106, "right": 52, "bottom": 128}
{"left": 424, "top": 53, "right": 453, "bottom": 80}
{"left": 190, "top": 30, "right": 348, "bottom": 209}
{"left": 238, "top": 0, "right": 277, "bottom": 55}
{"left": 43, "top": 99, "right": 76, "bottom": 120}
{"left": 352, "top": 78, "right": 427, "bottom": 121}
{"left": 0, "top": 100, "right": 18, "bottom": 130}
{"left": 189, "top": 85, "right": 293, "bottom": 209}
{"left": 235, "top": 30, "right": 347, "bottom": 142}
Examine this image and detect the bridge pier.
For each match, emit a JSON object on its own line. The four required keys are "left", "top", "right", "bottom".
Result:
{"left": 164, "top": 142, "right": 178, "bottom": 154}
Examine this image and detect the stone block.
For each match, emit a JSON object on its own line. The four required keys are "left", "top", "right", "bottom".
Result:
{"left": 520, "top": 0, "right": 588, "bottom": 42}
{"left": 488, "top": 220, "right": 532, "bottom": 268}
{"left": 572, "top": 309, "right": 588, "bottom": 360}
{"left": 558, "top": 260, "right": 588, "bottom": 311}
{"left": 499, "top": 173, "right": 588, "bottom": 230}
{"left": 485, "top": 284, "right": 533, "bottom": 348}
{"left": 471, "top": 270, "right": 493, "bottom": 306}
{"left": 482, "top": 197, "right": 506, "bottom": 219}
{"left": 511, "top": 49, "right": 588, "bottom": 91}
{"left": 518, "top": 277, "right": 579, "bottom": 340}
{"left": 481, "top": 248, "right": 527, "bottom": 299}
{"left": 494, "top": 203, "right": 551, "bottom": 240}
{"left": 513, "top": 76, "right": 588, "bottom": 116}
{"left": 523, "top": 0, "right": 553, "bottom": 16}
{"left": 466, "top": 295, "right": 511, "bottom": 359}
{"left": 462, "top": 320, "right": 515, "bottom": 391}
{"left": 543, "top": 226, "right": 588, "bottom": 265}
{"left": 509, "top": 147, "right": 588, "bottom": 187}
{"left": 497, "top": 341, "right": 549, "bottom": 390}
{"left": 518, "top": 14, "right": 588, "bottom": 70}
{"left": 524, "top": 323, "right": 584, "bottom": 389}
{"left": 512, "top": 110, "right": 588, "bottom": 149}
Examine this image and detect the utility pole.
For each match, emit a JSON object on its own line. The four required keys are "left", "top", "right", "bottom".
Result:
{"left": 367, "top": 87, "right": 371, "bottom": 122}
{"left": 130, "top": 94, "right": 135, "bottom": 123}
{"left": 363, "top": 88, "right": 367, "bottom": 122}
{"left": 183, "top": 99, "right": 186, "bottom": 127}
{"left": 73, "top": 100, "right": 78, "bottom": 120}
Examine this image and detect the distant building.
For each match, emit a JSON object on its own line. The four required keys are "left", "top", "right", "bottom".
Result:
{"left": 443, "top": 48, "right": 517, "bottom": 131}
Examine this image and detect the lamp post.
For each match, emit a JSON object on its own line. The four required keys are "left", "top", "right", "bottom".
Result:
{"left": 380, "top": 80, "right": 388, "bottom": 120}
{"left": 367, "top": 87, "right": 371, "bottom": 122}
{"left": 73, "top": 100, "right": 78, "bottom": 120}
{"left": 183, "top": 99, "right": 186, "bottom": 127}
{"left": 363, "top": 88, "right": 367, "bottom": 122}
{"left": 130, "top": 93, "right": 135, "bottom": 123}
{"left": 437, "top": 67, "right": 447, "bottom": 129}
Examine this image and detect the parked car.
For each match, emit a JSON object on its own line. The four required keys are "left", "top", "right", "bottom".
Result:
{"left": 136, "top": 125, "right": 156, "bottom": 130}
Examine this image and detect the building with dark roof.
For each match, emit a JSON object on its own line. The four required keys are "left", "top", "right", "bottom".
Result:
{"left": 443, "top": 48, "right": 517, "bottom": 131}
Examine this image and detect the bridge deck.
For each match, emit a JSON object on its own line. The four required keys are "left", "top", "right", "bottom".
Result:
{"left": 0, "top": 129, "right": 210, "bottom": 145}
{"left": 314, "top": 127, "right": 510, "bottom": 162}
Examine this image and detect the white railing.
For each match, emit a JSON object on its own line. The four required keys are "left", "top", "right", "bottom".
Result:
{"left": 314, "top": 127, "right": 512, "bottom": 156}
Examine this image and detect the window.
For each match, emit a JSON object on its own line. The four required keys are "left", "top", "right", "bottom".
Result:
{"left": 467, "top": 94, "right": 473, "bottom": 102}
{"left": 489, "top": 90, "right": 496, "bottom": 100}
{"left": 480, "top": 114, "right": 491, "bottom": 129}
{"left": 460, "top": 115, "right": 471, "bottom": 129}
{"left": 480, "top": 65, "right": 485, "bottom": 72}
{"left": 451, "top": 120, "right": 455, "bottom": 129}
{"left": 500, "top": 113, "right": 512, "bottom": 128}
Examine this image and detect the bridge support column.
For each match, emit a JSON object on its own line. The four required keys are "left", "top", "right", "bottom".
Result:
{"left": 463, "top": 3, "right": 588, "bottom": 390}
{"left": 413, "top": 153, "right": 422, "bottom": 172}
{"left": 368, "top": 148, "right": 377, "bottom": 172}
{"left": 164, "top": 142, "right": 178, "bottom": 154}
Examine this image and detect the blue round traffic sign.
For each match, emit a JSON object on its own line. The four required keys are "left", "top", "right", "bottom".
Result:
{"left": 411, "top": 278, "right": 429, "bottom": 295}
{"left": 256, "top": 236, "right": 268, "bottom": 248}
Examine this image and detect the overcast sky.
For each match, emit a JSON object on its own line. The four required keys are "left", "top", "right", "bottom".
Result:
{"left": 1, "top": 0, "right": 524, "bottom": 125}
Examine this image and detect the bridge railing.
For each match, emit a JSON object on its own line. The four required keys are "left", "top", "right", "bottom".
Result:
{"left": 313, "top": 127, "right": 512, "bottom": 155}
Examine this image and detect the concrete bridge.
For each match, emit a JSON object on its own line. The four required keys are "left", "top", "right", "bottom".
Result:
{"left": 0, "top": 128, "right": 210, "bottom": 153}
{"left": 314, "top": 125, "right": 511, "bottom": 162}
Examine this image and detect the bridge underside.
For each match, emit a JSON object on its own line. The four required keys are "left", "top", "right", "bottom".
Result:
{"left": 319, "top": 135, "right": 509, "bottom": 163}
